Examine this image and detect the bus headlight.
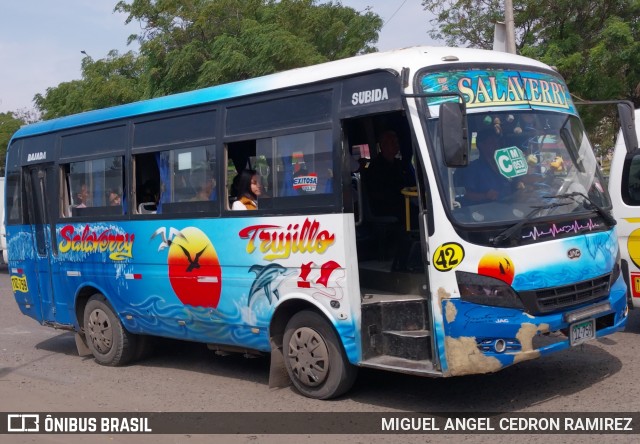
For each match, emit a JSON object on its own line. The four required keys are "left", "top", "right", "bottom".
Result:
{"left": 456, "top": 271, "right": 524, "bottom": 309}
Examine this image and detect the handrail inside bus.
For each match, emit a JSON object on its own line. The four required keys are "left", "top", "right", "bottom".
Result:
{"left": 352, "top": 174, "right": 364, "bottom": 227}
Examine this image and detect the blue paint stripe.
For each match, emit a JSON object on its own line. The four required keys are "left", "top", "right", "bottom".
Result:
{"left": 13, "top": 76, "right": 270, "bottom": 139}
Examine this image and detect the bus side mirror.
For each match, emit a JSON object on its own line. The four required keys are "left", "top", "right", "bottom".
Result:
{"left": 617, "top": 101, "right": 638, "bottom": 154}
{"left": 439, "top": 102, "right": 469, "bottom": 167}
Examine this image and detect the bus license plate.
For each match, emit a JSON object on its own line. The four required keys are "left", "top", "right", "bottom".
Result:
{"left": 570, "top": 318, "right": 595, "bottom": 346}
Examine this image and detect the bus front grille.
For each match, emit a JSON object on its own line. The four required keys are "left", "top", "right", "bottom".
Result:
{"left": 519, "top": 273, "right": 611, "bottom": 315}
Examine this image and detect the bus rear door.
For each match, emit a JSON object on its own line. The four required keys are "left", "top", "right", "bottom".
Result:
{"left": 25, "top": 164, "right": 59, "bottom": 322}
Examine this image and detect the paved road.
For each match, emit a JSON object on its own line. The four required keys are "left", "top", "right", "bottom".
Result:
{"left": 1, "top": 265, "right": 639, "bottom": 443}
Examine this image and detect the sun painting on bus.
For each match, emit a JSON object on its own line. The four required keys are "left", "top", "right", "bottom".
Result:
{"left": 162, "top": 226, "right": 222, "bottom": 308}
{"left": 477, "top": 252, "right": 515, "bottom": 285}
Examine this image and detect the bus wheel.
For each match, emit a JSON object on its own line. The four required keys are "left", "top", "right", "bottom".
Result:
{"left": 84, "top": 294, "right": 137, "bottom": 366}
{"left": 283, "top": 310, "right": 357, "bottom": 399}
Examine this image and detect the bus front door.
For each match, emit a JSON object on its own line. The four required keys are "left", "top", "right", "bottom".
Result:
{"left": 25, "top": 165, "right": 58, "bottom": 323}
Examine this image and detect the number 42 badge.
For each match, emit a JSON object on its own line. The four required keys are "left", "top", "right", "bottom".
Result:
{"left": 433, "top": 242, "right": 465, "bottom": 271}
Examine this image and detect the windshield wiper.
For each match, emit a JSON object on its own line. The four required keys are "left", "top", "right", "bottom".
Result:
{"left": 543, "top": 192, "right": 617, "bottom": 227}
{"left": 492, "top": 192, "right": 617, "bottom": 247}
{"left": 491, "top": 201, "right": 574, "bottom": 246}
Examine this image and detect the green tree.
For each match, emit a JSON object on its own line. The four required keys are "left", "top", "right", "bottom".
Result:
{"left": 422, "top": 0, "right": 640, "bottom": 103}
{"left": 0, "top": 112, "right": 28, "bottom": 174}
{"left": 36, "top": 0, "right": 382, "bottom": 117}
{"left": 422, "top": 0, "right": 503, "bottom": 49}
{"left": 115, "top": 0, "right": 382, "bottom": 96}
{"left": 35, "top": 50, "right": 145, "bottom": 120}
{"left": 422, "top": 0, "right": 640, "bottom": 155}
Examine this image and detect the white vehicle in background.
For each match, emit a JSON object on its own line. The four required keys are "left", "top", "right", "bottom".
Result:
{"left": 609, "top": 106, "right": 640, "bottom": 308}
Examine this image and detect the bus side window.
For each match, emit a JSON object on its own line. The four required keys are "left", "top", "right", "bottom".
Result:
{"left": 622, "top": 154, "right": 640, "bottom": 205}
{"left": 59, "top": 166, "right": 72, "bottom": 218}
{"left": 5, "top": 172, "right": 24, "bottom": 224}
{"left": 62, "top": 156, "right": 125, "bottom": 217}
{"left": 134, "top": 152, "right": 160, "bottom": 214}
{"left": 265, "top": 130, "right": 333, "bottom": 198}
{"left": 153, "top": 144, "right": 218, "bottom": 214}
{"left": 224, "top": 130, "right": 335, "bottom": 211}
{"left": 226, "top": 140, "right": 257, "bottom": 210}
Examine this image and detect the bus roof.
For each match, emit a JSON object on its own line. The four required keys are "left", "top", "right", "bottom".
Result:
{"left": 12, "top": 46, "right": 552, "bottom": 140}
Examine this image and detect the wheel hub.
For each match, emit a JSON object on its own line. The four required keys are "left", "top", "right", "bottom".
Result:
{"left": 287, "top": 327, "right": 329, "bottom": 387}
{"left": 87, "top": 308, "right": 113, "bottom": 354}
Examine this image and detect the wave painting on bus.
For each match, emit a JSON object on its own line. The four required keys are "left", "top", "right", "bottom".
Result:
{"left": 440, "top": 229, "right": 622, "bottom": 376}
{"left": 21, "top": 214, "right": 359, "bottom": 361}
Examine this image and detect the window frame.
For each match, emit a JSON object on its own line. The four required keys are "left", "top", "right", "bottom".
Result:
{"left": 621, "top": 151, "right": 640, "bottom": 206}
{"left": 221, "top": 85, "right": 342, "bottom": 216}
{"left": 61, "top": 155, "right": 126, "bottom": 219}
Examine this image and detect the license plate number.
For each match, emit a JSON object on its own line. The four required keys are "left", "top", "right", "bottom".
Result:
{"left": 570, "top": 318, "right": 595, "bottom": 346}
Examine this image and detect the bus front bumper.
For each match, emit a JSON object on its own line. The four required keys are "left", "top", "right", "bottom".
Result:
{"left": 440, "top": 275, "right": 628, "bottom": 376}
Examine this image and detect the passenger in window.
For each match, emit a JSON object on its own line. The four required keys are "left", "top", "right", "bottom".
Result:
{"left": 108, "top": 190, "right": 121, "bottom": 206}
{"left": 191, "top": 177, "right": 216, "bottom": 201}
{"left": 231, "top": 169, "right": 261, "bottom": 210}
{"left": 175, "top": 171, "right": 193, "bottom": 202}
{"left": 75, "top": 183, "right": 90, "bottom": 208}
{"left": 365, "top": 130, "right": 414, "bottom": 217}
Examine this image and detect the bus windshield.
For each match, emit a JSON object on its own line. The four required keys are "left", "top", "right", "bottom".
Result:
{"left": 429, "top": 109, "right": 610, "bottom": 227}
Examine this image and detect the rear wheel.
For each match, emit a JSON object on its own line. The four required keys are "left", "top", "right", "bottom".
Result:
{"left": 283, "top": 310, "right": 357, "bottom": 399}
{"left": 83, "top": 294, "right": 137, "bottom": 366}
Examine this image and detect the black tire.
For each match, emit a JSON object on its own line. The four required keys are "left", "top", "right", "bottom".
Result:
{"left": 83, "top": 294, "right": 137, "bottom": 366}
{"left": 134, "top": 335, "right": 156, "bottom": 361}
{"left": 283, "top": 310, "right": 357, "bottom": 399}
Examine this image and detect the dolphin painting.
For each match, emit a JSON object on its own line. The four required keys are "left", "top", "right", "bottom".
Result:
{"left": 247, "top": 263, "right": 288, "bottom": 306}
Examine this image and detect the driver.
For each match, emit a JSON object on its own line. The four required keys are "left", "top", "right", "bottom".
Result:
{"left": 459, "top": 129, "right": 518, "bottom": 204}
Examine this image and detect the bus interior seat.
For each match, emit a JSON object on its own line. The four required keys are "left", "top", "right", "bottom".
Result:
{"left": 138, "top": 202, "right": 157, "bottom": 214}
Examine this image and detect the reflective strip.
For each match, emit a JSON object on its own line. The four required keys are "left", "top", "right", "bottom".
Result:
{"left": 125, "top": 273, "right": 142, "bottom": 280}
{"left": 197, "top": 276, "right": 219, "bottom": 283}
{"left": 67, "top": 271, "right": 81, "bottom": 277}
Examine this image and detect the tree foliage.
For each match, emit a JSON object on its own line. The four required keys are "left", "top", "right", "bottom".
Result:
{"left": 422, "top": 0, "right": 640, "bottom": 155}
{"left": 35, "top": 50, "right": 145, "bottom": 120}
{"left": 0, "top": 112, "right": 27, "bottom": 173}
{"left": 35, "top": 0, "right": 382, "bottom": 117}
{"left": 422, "top": 0, "right": 503, "bottom": 49}
{"left": 115, "top": 0, "right": 381, "bottom": 95}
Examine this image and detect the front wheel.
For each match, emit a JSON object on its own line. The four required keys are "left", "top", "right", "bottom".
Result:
{"left": 283, "top": 310, "right": 357, "bottom": 399}
{"left": 83, "top": 294, "right": 137, "bottom": 366}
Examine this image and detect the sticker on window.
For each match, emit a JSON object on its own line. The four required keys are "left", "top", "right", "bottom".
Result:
{"left": 293, "top": 173, "right": 318, "bottom": 192}
{"left": 494, "top": 146, "right": 528, "bottom": 178}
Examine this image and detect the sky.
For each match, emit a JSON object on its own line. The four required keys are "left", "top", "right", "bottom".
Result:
{"left": 0, "top": 1, "right": 438, "bottom": 114}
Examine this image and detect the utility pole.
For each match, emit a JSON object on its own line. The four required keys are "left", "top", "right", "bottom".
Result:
{"left": 504, "top": 0, "right": 516, "bottom": 54}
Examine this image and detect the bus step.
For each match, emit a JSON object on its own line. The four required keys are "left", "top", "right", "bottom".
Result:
{"left": 382, "top": 329, "right": 431, "bottom": 361}
{"left": 359, "top": 355, "right": 439, "bottom": 376}
{"left": 361, "top": 297, "right": 428, "bottom": 331}
{"left": 380, "top": 299, "right": 427, "bottom": 331}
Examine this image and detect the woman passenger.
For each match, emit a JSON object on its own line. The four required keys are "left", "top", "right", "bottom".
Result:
{"left": 231, "top": 169, "right": 261, "bottom": 210}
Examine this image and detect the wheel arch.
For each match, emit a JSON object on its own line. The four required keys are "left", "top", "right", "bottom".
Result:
{"left": 269, "top": 296, "right": 337, "bottom": 349}
{"left": 268, "top": 295, "right": 353, "bottom": 392}
{"left": 74, "top": 283, "right": 116, "bottom": 331}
